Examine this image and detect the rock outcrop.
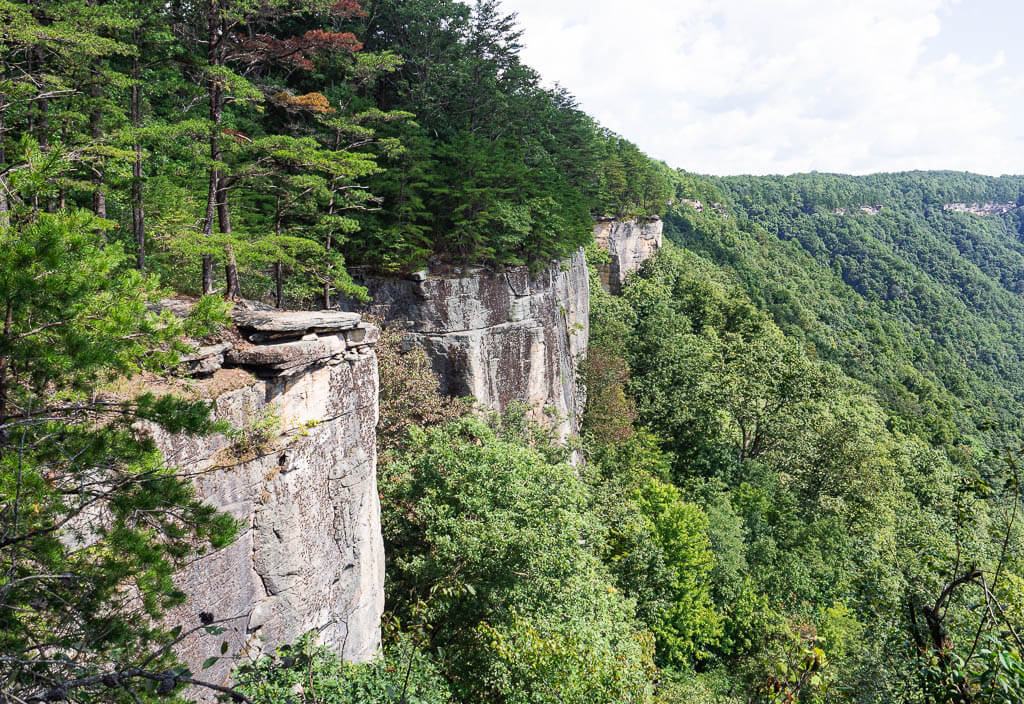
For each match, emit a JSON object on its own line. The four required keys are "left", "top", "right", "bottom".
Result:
{"left": 680, "top": 199, "right": 728, "bottom": 217}
{"left": 593, "top": 217, "right": 663, "bottom": 293}
{"left": 352, "top": 249, "right": 589, "bottom": 440}
{"left": 150, "top": 308, "right": 383, "bottom": 691}
{"left": 944, "top": 202, "right": 1019, "bottom": 216}
{"left": 832, "top": 205, "right": 883, "bottom": 216}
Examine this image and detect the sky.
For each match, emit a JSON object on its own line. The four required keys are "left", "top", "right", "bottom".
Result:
{"left": 497, "top": 0, "right": 1024, "bottom": 176}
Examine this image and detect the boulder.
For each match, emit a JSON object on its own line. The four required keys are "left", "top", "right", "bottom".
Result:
{"left": 180, "top": 342, "right": 232, "bottom": 376}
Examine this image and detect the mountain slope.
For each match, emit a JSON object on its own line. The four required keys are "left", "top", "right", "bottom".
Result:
{"left": 666, "top": 171, "right": 1024, "bottom": 450}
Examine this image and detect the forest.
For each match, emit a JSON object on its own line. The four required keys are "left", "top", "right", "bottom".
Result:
{"left": 2, "top": 0, "right": 1023, "bottom": 703}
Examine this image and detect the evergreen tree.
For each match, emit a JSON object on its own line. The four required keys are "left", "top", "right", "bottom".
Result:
{"left": 0, "top": 137, "right": 239, "bottom": 702}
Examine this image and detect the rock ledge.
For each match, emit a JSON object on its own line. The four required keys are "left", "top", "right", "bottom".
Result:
{"left": 150, "top": 304, "right": 384, "bottom": 694}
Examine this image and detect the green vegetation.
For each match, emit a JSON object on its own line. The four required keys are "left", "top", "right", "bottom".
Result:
{"left": 4, "top": 0, "right": 1024, "bottom": 701}
{"left": 0, "top": 0, "right": 667, "bottom": 308}
{"left": 629, "top": 169, "right": 1024, "bottom": 701}
{"left": 670, "top": 171, "right": 1024, "bottom": 444}
{"left": 380, "top": 413, "right": 654, "bottom": 703}
{"left": 235, "top": 634, "right": 453, "bottom": 704}
{"left": 0, "top": 130, "right": 238, "bottom": 700}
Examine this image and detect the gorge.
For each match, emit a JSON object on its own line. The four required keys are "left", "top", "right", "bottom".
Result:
{"left": 6, "top": 2, "right": 1024, "bottom": 702}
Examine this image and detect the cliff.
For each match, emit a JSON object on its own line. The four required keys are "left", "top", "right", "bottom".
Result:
{"left": 150, "top": 309, "right": 384, "bottom": 690}
{"left": 152, "top": 246, "right": 595, "bottom": 689}
{"left": 943, "top": 201, "right": 1019, "bottom": 216}
{"left": 352, "top": 249, "right": 589, "bottom": 440}
{"left": 593, "top": 217, "right": 664, "bottom": 293}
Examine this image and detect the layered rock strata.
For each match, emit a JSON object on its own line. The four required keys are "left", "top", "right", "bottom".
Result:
{"left": 593, "top": 217, "right": 663, "bottom": 293}
{"left": 353, "top": 249, "right": 589, "bottom": 440}
{"left": 151, "top": 309, "right": 383, "bottom": 691}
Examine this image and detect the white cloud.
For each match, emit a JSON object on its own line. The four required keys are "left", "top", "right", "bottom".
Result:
{"left": 499, "top": 0, "right": 1024, "bottom": 175}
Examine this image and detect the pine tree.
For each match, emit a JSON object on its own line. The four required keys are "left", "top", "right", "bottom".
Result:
{"left": 0, "top": 136, "right": 240, "bottom": 702}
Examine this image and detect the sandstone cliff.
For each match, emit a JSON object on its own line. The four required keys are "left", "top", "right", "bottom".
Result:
{"left": 593, "top": 217, "right": 663, "bottom": 293}
{"left": 352, "top": 249, "right": 589, "bottom": 440}
{"left": 150, "top": 309, "right": 384, "bottom": 690}
{"left": 943, "top": 201, "right": 1019, "bottom": 216}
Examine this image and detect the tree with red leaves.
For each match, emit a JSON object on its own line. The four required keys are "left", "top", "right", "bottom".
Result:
{"left": 166, "top": 0, "right": 374, "bottom": 298}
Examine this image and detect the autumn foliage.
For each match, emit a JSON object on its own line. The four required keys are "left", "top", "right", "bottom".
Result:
{"left": 238, "top": 30, "right": 362, "bottom": 71}
{"left": 270, "top": 91, "right": 336, "bottom": 113}
{"left": 331, "top": 0, "right": 366, "bottom": 18}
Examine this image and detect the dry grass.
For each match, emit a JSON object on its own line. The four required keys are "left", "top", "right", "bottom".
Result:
{"left": 101, "top": 367, "right": 258, "bottom": 403}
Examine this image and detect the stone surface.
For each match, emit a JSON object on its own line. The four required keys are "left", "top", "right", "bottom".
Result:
{"left": 233, "top": 309, "right": 362, "bottom": 335}
{"left": 679, "top": 199, "right": 728, "bottom": 217}
{"left": 943, "top": 201, "right": 1019, "bottom": 216}
{"left": 180, "top": 343, "right": 232, "bottom": 376}
{"left": 593, "top": 217, "right": 663, "bottom": 294}
{"left": 344, "top": 323, "right": 380, "bottom": 347}
{"left": 227, "top": 336, "right": 346, "bottom": 374}
{"left": 352, "top": 249, "right": 589, "bottom": 440}
{"left": 149, "top": 312, "right": 383, "bottom": 696}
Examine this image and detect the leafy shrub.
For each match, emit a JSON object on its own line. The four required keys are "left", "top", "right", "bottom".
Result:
{"left": 379, "top": 414, "right": 654, "bottom": 703}
{"left": 234, "top": 633, "right": 452, "bottom": 704}
{"left": 374, "top": 320, "right": 471, "bottom": 460}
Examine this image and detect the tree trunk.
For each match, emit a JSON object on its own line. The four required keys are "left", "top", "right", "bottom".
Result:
{"left": 224, "top": 246, "right": 241, "bottom": 299}
{"left": 89, "top": 78, "right": 105, "bottom": 218}
{"left": 275, "top": 261, "right": 284, "bottom": 309}
{"left": 322, "top": 198, "right": 334, "bottom": 308}
{"left": 0, "top": 300, "right": 13, "bottom": 436}
{"left": 58, "top": 127, "right": 68, "bottom": 211}
{"left": 219, "top": 182, "right": 240, "bottom": 299}
{"left": 205, "top": 6, "right": 240, "bottom": 300}
{"left": 202, "top": 173, "right": 217, "bottom": 294}
{"left": 322, "top": 129, "right": 339, "bottom": 309}
{"left": 35, "top": 50, "right": 48, "bottom": 151}
{"left": 322, "top": 232, "right": 331, "bottom": 309}
{"left": 35, "top": 49, "right": 52, "bottom": 213}
{"left": 274, "top": 198, "right": 283, "bottom": 308}
{"left": 131, "top": 30, "right": 145, "bottom": 270}
{"left": 0, "top": 93, "right": 9, "bottom": 228}
{"left": 201, "top": 0, "right": 221, "bottom": 296}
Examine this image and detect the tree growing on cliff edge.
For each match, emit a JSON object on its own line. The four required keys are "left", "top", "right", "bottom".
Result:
{"left": 0, "top": 141, "right": 240, "bottom": 703}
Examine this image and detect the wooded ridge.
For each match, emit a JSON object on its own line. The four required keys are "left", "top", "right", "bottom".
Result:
{"left": 2, "top": 1, "right": 1024, "bottom": 703}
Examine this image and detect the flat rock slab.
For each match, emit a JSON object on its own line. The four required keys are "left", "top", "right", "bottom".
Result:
{"left": 181, "top": 342, "right": 233, "bottom": 362}
{"left": 233, "top": 310, "right": 362, "bottom": 334}
{"left": 151, "top": 298, "right": 197, "bottom": 318}
{"left": 178, "top": 343, "right": 233, "bottom": 376}
{"left": 227, "top": 337, "right": 344, "bottom": 371}
{"left": 344, "top": 323, "right": 380, "bottom": 347}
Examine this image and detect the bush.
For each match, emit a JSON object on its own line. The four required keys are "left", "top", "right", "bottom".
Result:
{"left": 234, "top": 633, "right": 452, "bottom": 704}
{"left": 380, "top": 414, "right": 654, "bottom": 703}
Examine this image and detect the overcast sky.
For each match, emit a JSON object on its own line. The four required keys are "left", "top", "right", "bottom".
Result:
{"left": 498, "top": 0, "right": 1024, "bottom": 176}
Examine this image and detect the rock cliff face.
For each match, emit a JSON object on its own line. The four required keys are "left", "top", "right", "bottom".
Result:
{"left": 593, "top": 217, "right": 663, "bottom": 293}
{"left": 943, "top": 202, "right": 1019, "bottom": 216}
{"left": 353, "top": 249, "right": 589, "bottom": 440}
{"left": 151, "top": 310, "right": 384, "bottom": 690}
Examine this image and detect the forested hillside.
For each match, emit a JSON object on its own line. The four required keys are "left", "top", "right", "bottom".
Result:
{"left": 670, "top": 171, "right": 1024, "bottom": 445}
{"left": 635, "top": 170, "right": 1024, "bottom": 699}
{"left": 2, "top": 0, "right": 1023, "bottom": 703}
{"left": 0, "top": 0, "right": 668, "bottom": 301}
